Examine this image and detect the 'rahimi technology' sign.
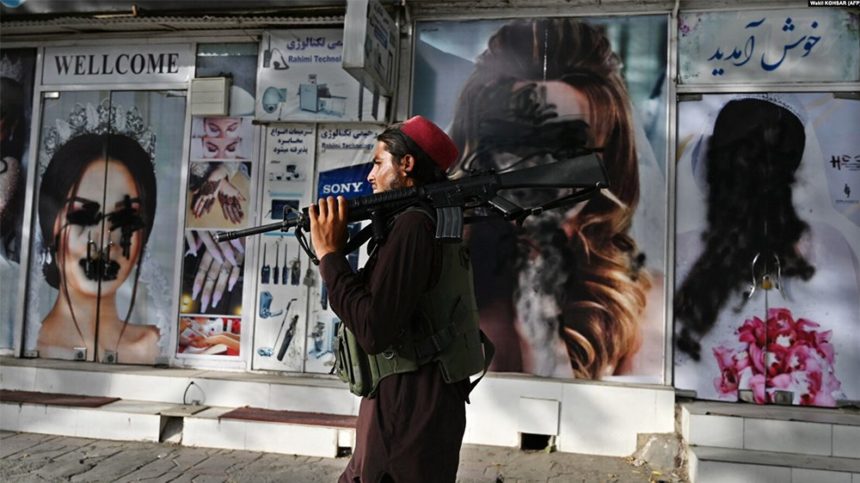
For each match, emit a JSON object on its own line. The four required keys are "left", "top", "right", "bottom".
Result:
{"left": 43, "top": 44, "right": 193, "bottom": 85}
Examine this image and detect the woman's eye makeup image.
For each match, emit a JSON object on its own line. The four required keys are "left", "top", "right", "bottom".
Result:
{"left": 204, "top": 119, "right": 240, "bottom": 138}
{"left": 203, "top": 137, "right": 241, "bottom": 158}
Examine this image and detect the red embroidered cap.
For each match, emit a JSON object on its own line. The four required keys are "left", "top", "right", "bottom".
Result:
{"left": 399, "top": 115, "right": 459, "bottom": 172}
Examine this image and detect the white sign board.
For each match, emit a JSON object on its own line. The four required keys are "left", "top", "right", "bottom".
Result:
{"left": 256, "top": 30, "right": 387, "bottom": 122}
{"left": 251, "top": 124, "right": 317, "bottom": 372}
{"left": 43, "top": 44, "right": 193, "bottom": 85}
{"left": 678, "top": 9, "right": 859, "bottom": 84}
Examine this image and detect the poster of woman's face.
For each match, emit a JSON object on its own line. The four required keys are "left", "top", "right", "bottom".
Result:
{"left": 25, "top": 91, "right": 187, "bottom": 364}
{"left": 674, "top": 93, "right": 860, "bottom": 407}
{"left": 0, "top": 48, "right": 36, "bottom": 350}
{"left": 413, "top": 16, "right": 668, "bottom": 382}
{"left": 190, "top": 116, "right": 254, "bottom": 160}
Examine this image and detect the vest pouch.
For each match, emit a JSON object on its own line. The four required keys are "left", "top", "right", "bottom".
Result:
{"left": 335, "top": 323, "right": 420, "bottom": 397}
{"left": 335, "top": 323, "right": 372, "bottom": 397}
{"left": 434, "top": 296, "right": 485, "bottom": 384}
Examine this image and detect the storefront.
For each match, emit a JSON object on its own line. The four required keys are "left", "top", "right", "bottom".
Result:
{"left": 1, "top": 0, "right": 858, "bottom": 459}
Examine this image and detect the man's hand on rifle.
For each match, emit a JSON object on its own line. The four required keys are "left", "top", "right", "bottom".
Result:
{"left": 309, "top": 195, "right": 348, "bottom": 260}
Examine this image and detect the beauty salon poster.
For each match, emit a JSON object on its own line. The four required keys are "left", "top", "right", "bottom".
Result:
{"left": 0, "top": 48, "right": 36, "bottom": 352}
{"left": 25, "top": 90, "right": 187, "bottom": 364}
{"left": 413, "top": 16, "right": 668, "bottom": 383}
{"left": 178, "top": 115, "right": 256, "bottom": 359}
{"left": 674, "top": 93, "right": 860, "bottom": 407}
{"left": 177, "top": 43, "right": 262, "bottom": 361}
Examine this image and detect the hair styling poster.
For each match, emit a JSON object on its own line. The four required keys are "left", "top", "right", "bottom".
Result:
{"left": 674, "top": 93, "right": 860, "bottom": 407}
{"left": 1, "top": 48, "right": 36, "bottom": 351}
{"left": 177, "top": 43, "right": 262, "bottom": 361}
{"left": 25, "top": 90, "right": 186, "bottom": 364}
{"left": 413, "top": 16, "right": 669, "bottom": 382}
{"left": 178, "top": 115, "right": 256, "bottom": 359}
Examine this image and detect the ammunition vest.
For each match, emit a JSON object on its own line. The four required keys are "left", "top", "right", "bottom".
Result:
{"left": 335, "top": 211, "right": 494, "bottom": 398}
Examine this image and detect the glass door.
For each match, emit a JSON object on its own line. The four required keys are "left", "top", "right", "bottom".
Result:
{"left": 24, "top": 89, "right": 186, "bottom": 364}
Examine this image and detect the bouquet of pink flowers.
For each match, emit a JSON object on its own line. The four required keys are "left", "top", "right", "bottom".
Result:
{"left": 712, "top": 307, "right": 842, "bottom": 406}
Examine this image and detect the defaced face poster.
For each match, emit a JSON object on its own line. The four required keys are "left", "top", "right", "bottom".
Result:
{"left": 413, "top": 15, "right": 669, "bottom": 383}
{"left": 674, "top": 93, "right": 860, "bottom": 407}
{"left": 25, "top": 90, "right": 187, "bottom": 364}
{"left": 0, "top": 48, "right": 36, "bottom": 352}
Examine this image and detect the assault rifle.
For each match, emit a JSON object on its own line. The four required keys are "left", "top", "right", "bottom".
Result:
{"left": 214, "top": 151, "right": 608, "bottom": 263}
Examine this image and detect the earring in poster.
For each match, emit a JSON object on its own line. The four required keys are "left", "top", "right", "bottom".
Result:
{"left": 39, "top": 243, "right": 53, "bottom": 266}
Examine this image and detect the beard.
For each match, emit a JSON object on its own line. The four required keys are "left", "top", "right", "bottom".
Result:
{"left": 388, "top": 173, "right": 409, "bottom": 192}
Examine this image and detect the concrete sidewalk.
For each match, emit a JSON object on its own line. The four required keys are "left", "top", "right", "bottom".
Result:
{"left": 0, "top": 431, "right": 676, "bottom": 482}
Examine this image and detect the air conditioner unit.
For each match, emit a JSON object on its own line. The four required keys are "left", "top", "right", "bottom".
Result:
{"left": 190, "top": 77, "right": 231, "bottom": 116}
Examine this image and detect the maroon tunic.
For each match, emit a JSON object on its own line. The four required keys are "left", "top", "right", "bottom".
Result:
{"left": 320, "top": 211, "right": 469, "bottom": 483}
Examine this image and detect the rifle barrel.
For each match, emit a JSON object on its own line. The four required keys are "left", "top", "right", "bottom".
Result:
{"left": 214, "top": 221, "right": 290, "bottom": 242}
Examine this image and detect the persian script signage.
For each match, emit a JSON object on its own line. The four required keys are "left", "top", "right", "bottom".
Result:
{"left": 678, "top": 9, "right": 859, "bottom": 84}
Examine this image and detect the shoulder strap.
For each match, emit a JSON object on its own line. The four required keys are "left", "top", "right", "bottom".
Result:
{"left": 468, "top": 330, "right": 495, "bottom": 395}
